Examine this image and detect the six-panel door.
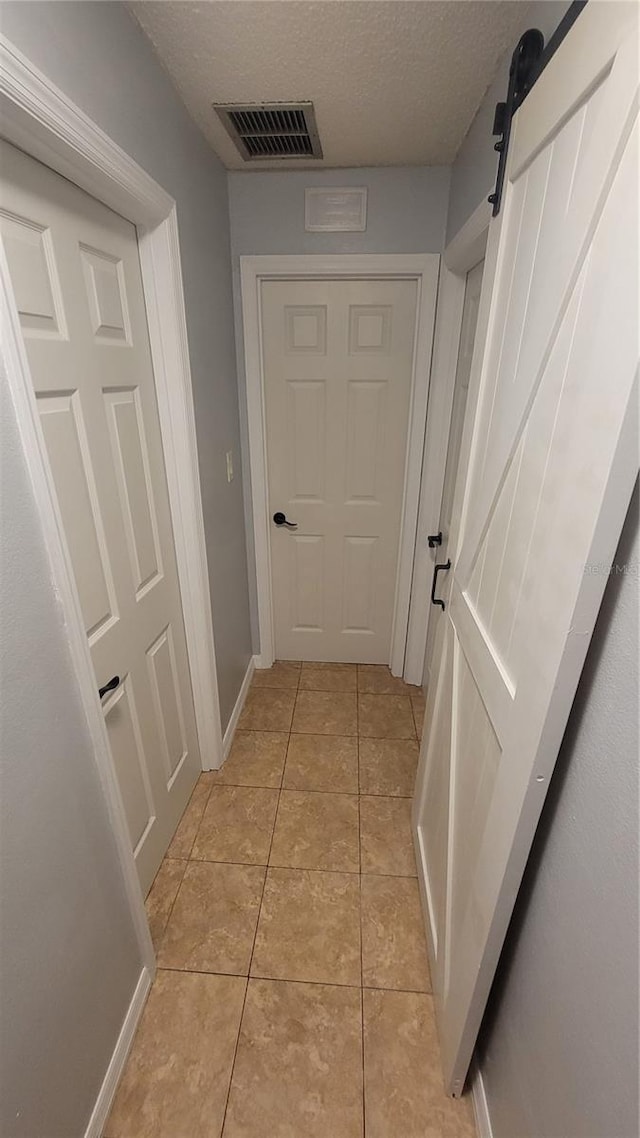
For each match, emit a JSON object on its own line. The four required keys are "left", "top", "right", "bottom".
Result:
{"left": 0, "top": 140, "right": 201, "bottom": 896}
{"left": 261, "top": 277, "right": 418, "bottom": 663}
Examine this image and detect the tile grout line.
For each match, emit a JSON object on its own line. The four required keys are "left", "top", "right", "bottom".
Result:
{"left": 218, "top": 666, "right": 299, "bottom": 1137}
{"left": 411, "top": 697, "right": 419, "bottom": 740}
{"left": 255, "top": 686, "right": 416, "bottom": 696}
{"left": 152, "top": 774, "right": 217, "bottom": 952}
{"left": 356, "top": 675, "right": 367, "bottom": 1138}
{"left": 153, "top": 857, "right": 189, "bottom": 957}
{"left": 187, "top": 854, "right": 417, "bottom": 880}
{"left": 186, "top": 772, "right": 250, "bottom": 1138}
{"left": 235, "top": 728, "right": 415, "bottom": 740}
{"left": 211, "top": 779, "right": 413, "bottom": 799}
{"left": 184, "top": 775, "right": 216, "bottom": 860}
{"left": 154, "top": 965, "right": 432, "bottom": 997}
{"left": 216, "top": 969, "right": 248, "bottom": 1138}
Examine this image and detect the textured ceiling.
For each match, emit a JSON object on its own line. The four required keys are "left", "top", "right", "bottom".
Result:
{"left": 129, "top": 1, "right": 529, "bottom": 170}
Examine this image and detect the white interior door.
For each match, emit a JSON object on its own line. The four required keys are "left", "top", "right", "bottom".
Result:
{"left": 261, "top": 277, "right": 418, "bottom": 663}
{"left": 413, "top": 2, "right": 639, "bottom": 1094}
{"left": 0, "top": 141, "right": 202, "bottom": 896}
{"left": 423, "top": 258, "right": 484, "bottom": 688}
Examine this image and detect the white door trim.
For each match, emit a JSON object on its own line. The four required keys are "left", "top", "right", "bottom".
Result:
{"left": 222, "top": 654, "right": 258, "bottom": 762}
{"left": 404, "top": 201, "right": 491, "bottom": 685}
{"left": 240, "top": 252, "right": 439, "bottom": 674}
{"left": 0, "top": 35, "right": 224, "bottom": 977}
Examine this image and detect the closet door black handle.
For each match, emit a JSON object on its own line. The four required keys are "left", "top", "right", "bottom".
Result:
{"left": 430, "top": 560, "right": 451, "bottom": 611}
{"left": 98, "top": 675, "right": 120, "bottom": 699}
{"left": 273, "top": 512, "right": 298, "bottom": 529}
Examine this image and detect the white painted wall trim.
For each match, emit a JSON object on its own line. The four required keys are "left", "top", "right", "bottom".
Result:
{"left": 445, "top": 200, "right": 492, "bottom": 274}
{"left": 84, "top": 966, "right": 152, "bottom": 1138}
{"left": 222, "top": 655, "right": 257, "bottom": 761}
{"left": 0, "top": 34, "right": 223, "bottom": 774}
{"left": 405, "top": 200, "right": 491, "bottom": 685}
{"left": 240, "top": 252, "right": 439, "bottom": 675}
{"left": 136, "top": 213, "right": 222, "bottom": 772}
{"left": 470, "top": 1062, "right": 494, "bottom": 1138}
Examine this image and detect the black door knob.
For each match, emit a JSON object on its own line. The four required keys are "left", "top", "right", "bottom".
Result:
{"left": 273, "top": 512, "right": 298, "bottom": 529}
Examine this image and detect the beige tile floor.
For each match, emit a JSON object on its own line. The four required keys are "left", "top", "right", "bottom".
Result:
{"left": 106, "top": 662, "right": 476, "bottom": 1138}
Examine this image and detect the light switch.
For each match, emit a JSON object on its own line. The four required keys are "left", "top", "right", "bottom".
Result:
{"left": 225, "top": 450, "right": 234, "bottom": 483}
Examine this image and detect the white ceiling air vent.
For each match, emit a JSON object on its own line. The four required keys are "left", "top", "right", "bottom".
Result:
{"left": 213, "top": 102, "right": 323, "bottom": 161}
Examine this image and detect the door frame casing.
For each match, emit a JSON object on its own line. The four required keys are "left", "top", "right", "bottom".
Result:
{"left": 404, "top": 199, "right": 491, "bottom": 687}
{"left": 1, "top": 36, "right": 225, "bottom": 978}
{"left": 240, "top": 252, "right": 440, "bottom": 675}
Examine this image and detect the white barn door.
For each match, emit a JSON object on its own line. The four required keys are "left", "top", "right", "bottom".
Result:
{"left": 413, "top": 3, "right": 639, "bottom": 1094}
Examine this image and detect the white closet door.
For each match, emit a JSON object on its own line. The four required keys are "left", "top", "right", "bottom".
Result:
{"left": 1, "top": 141, "right": 202, "bottom": 896}
{"left": 261, "top": 277, "right": 417, "bottom": 663}
{"left": 413, "top": 3, "right": 639, "bottom": 1093}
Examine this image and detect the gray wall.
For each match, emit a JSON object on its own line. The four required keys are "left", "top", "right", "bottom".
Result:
{"left": 0, "top": 372, "right": 143, "bottom": 1137}
{"left": 478, "top": 484, "right": 639, "bottom": 1138}
{"left": 446, "top": 1, "right": 571, "bottom": 242}
{"left": 228, "top": 166, "right": 451, "bottom": 259}
{"left": 228, "top": 165, "right": 451, "bottom": 648}
{"left": 1, "top": 0, "right": 252, "bottom": 729}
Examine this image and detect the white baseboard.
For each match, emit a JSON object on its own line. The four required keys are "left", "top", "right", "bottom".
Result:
{"left": 222, "top": 655, "right": 257, "bottom": 762}
{"left": 471, "top": 1062, "right": 494, "bottom": 1138}
{"left": 84, "top": 966, "right": 152, "bottom": 1138}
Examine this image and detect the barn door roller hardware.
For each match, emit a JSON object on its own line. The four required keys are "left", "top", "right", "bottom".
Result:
{"left": 488, "top": 28, "right": 544, "bottom": 217}
{"left": 488, "top": 1, "right": 588, "bottom": 216}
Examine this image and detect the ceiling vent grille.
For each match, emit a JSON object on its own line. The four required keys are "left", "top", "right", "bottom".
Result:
{"left": 213, "top": 102, "right": 323, "bottom": 161}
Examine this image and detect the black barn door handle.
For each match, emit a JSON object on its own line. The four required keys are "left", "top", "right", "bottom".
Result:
{"left": 431, "top": 560, "right": 452, "bottom": 610}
